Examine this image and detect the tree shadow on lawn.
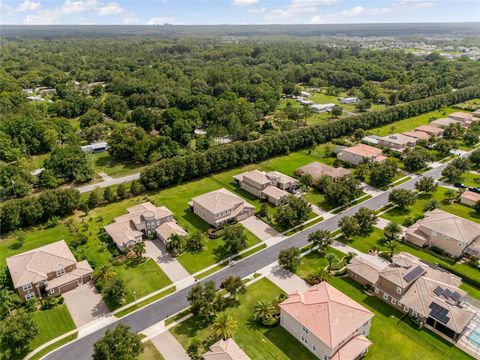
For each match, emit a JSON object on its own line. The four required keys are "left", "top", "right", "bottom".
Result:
{"left": 263, "top": 326, "right": 314, "bottom": 360}
{"left": 181, "top": 211, "right": 210, "bottom": 232}
{"left": 212, "top": 243, "right": 234, "bottom": 263}
{"left": 171, "top": 316, "right": 208, "bottom": 339}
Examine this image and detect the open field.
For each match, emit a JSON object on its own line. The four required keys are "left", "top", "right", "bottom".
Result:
{"left": 171, "top": 278, "right": 314, "bottom": 360}
{"left": 88, "top": 152, "right": 147, "bottom": 178}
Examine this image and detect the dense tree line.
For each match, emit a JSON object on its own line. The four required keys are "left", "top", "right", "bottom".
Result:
{"left": 141, "top": 86, "right": 480, "bottom": 190}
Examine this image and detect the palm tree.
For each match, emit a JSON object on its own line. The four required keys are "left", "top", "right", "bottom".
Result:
{"left": 93, "top": 265, "right": 117, "bottom": 283}
{"left": 308, "top": 268, "right": 330, "bottom": 285}
{"left": 383, "top": 222, "right": 402, "bottom": 241}
{"left": 325, "top": 253, "right": 339, "bottom": 271}
{"left": 385, "top": 240, "right": 400, "bottom": 258}
{"left": 423, "top": 199, "right": 439, "bottom": 212}
{"left": 212, "top": 313, "right": 237, "bottom": 340}
{"left": 253, "top": 300, "right": 275, "bottom": 323}
{"left": 444, "top": 189, "right": 457, "bottom": 203}
{"left": 134, "top": 241, "right": 146, "bottom": 258}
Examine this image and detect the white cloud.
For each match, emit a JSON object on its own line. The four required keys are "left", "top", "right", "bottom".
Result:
{"left": 16, "top": 0, "right": 41, "bottom": 12}
{"left": 400, "top": 0, "right": 434, "bottom": 8}
{"left": 341, "top": 6, "right": 391, "bottom": 16}
{"left": 123, "top": 16, "right": 138, "bottom": 24}
{"left": 98, "top": 2, "right": 124, "bottom": 15}
{"left": 24, "top": 9, "right": 60, "bottom": 24}
{"left": 146, "top": 16, "right": 181, "bottom": 25}
{"left": 248, "top": 7, "right": 266, "bottom": 14}
{"left": 263, "top": 0, "right": 337, "bottom": 23}
{"left": 232, "top": 0, "right": 259, "bottom": 5}
{"left": 61, "top": 0, "right": 97, "bottom": 14}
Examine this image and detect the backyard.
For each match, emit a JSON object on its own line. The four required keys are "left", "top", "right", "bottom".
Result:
{"left": 170, "top": 277, "right": 314, "bottom": 360}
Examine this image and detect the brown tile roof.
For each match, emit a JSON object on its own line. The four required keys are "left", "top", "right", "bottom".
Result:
{"left": 402, "top": 130, "right": 431, "bottom": 140}
{"left": 461, "top": 191, "right": 480, "bottom": 203}
{"left": 279, "top": 282, "right": 374, "bottom": 349}
{"left": 415, "top": 125, "right": 444, "bottom": 135}
{"left": 448, "top": 112, "right": 473, "bottom": 121}
{"left": 295, "top": 162, "right": 351, "bottom": 180}
{"left": 262, "top": 186, "right": 288, "bottom": 201}
{"left": 203, "top": 338, "right": 250, "bottom": 360}
{"left": 429, "top": 118, "right": 461, "bottom": 127}
{"left": 155, "top": 221, "right": 188, "bottom": 242}
{"left": 192, "top": 188, "right": 254, "bottom": 215}
{"left": 347, "top": 257, "right": 381, "bottom": 284}
{"left": 6, "top": 240, "right": 79, "bottom": 288}
{"left": 341, "top": 144, "right": 383, "bottom": 158}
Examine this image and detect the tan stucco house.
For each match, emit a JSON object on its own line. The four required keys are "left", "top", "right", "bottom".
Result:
{"left": 295, "top": 162, "right": 351, "bottom": 181}
{"left": 460, "top": 191, "right": 480, "bottom": 207}
{"left": 203, "top": 338, "right": 250, "bottom": 360}
{"left": 6, "top": 240, "right": 93, "bottom": 301}
{"left": 104, "top": 202, "right": 187, "bottom": 249}
{"left": 415, "top": 125, "right": 444, "bottom": 137}
{"left": 402, "top": 130, "right": 431, "bottom": 140}
{"left": 404, "top": 209, "right": 480, "bottom": 258}
{"left": 430, "top": 118, "right": 461, "bottom": 128}
{"left": 347, "top": 252, "right": 475, "bottom": 342}
{"left": 337, "top": 144, "right": 386, "bottom": 166}
{"left": 378, "top": 133, "right": 417, "bottom": 151}
{"left": 448, "top": 112, "right": 479, "bottom": 127}
{"left": 279, "top": 282, "right": 374, "bottom": 360}
{"left": 190, "top": 188, "right": 255, "bottom": 228}
{"left": 233, "top": 170, "right": 297, "bottom": 205}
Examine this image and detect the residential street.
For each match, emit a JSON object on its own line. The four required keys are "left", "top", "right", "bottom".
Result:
{"left": 44, "top": 159, "right": 456, "bottom": 360}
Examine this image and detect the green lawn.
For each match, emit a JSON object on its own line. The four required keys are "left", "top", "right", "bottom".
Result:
{"left": 177, "top": 225, "right": 261, "bottom": 274}
{"left": 0, "top": 224, "right": 72, "bottom": 267}
{"left": 88, "top": 152, "right": 146, "bottom": 177}
{"left": 459, "top": 172, "right": 480, "bottom": 187}
{"left": 327, "top": 277, "right": 473, "bottom": 360}
{"left": 171, "top": 278, "right": 315, "bottom": 360}
{"left": 28, "top": 304, "right": 76, "bottom": 353}
{"left": 29, "top": 333, "right": 78, "bottom": 360}
{"left": 295, "top": 247, "right": 346, "bottom": 279}
{"left": 140, "top": 341, "right": 164, "bottom": 360}
{"left": 368, "top": 107, "right": 458, "bottom": 137}
{"left": 381, "top": 186, "right": 480, "bottom": 225}
{"left": 30, "top": 153, "right": 49, "bottom": 169}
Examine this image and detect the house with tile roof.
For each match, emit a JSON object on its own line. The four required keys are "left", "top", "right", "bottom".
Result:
{"left": 378, "top": 133, "right": 417, "bottom": 151}
{"left": 347, "top": 252, "right": 475, "bottom": 342}
{"left": 448, "top": 112, "right": 480, "bottom": 128}
{"left": 415, "top": 125, "right": 444, "bottom": 137}
{"left": 233, "top": 170, "right": 297, "bottom": 205}
{"left": 104, "top": 202, "right": 187, "bottom": 250}
{"left": 402, "top": 130, "right": 431, "bottom": 141}
{"left": 6, "top": 240, "right": 93, "bottom": 301}
{"left": 279, "top": 282, "right": 374, "bottom": 360}
{"left": 429, "top": 118, "right": 461, "bottom": 128}
{"left": 295, "top": 162, "right": 351, "bottom": 181}
{"left": 190, "top": 188, "right": 255, "bottom": 228}
{"left": 404, "top": 209, "right": 480, "bottom": 258}
{"left": 337, "top": 144, "right": 386, "bottom": 166}
{"left": 203, "top": 338, "right": 250, "bottom": 360}
{"left": 460, "top": 190, "right": 480, "bottom": 207}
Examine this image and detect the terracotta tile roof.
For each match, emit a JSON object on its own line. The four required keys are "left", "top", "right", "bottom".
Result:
{"left": 341, "top": 144, "right": 383, "bottom": 158}
{"left": 461, "top": 191, "right": 480, "bottom": 203}
{"left": 203, "top": 338, "right": 250, "bottom": 360}
{"left": 330, "top": 335, "right": 372, "bottom": 360}
{"left": 6, "top": 240, "right": 79, "bottom": 288}
{"left": 402, "top": 130, "right": 431, "bottom": 140}
{"left": 380, "top": 133, "right": 416, "bottom": 146}
{"left": 192, "top": 188, "right": 254, "bottom": 215}
{"left": 279, "top": 282, "right": 374, "bottom": 348}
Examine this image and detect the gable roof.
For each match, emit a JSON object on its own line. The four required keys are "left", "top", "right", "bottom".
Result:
{"left": 155, "top": 221, "right": 188, "bottom": 242}
{"left": 448, "top": 112, "right": 472, "bottom": 120}
{"left": 330, "top": 335, "right": 372, "bottom": 360}
{"left": 429, "top": 118, "right": 461, "bottom": 127}
{"left": 380, "top": 133, "right": 416, "bottom": 145}
{"left": 203, "top": 338, "right": 250, "bottom": 360}
{"left": 262, "top": 186, "right": 288, "bottom": 201}
{"left": 279, "top": 282, "right": 374, "bottom": 348}
{"left": 414, "top": 209, "right": 480, "bottom": 245}
{"left": 6, "top": 240, "right": 77, "bottom": 288}
{"left": 461, "top": 191, "right": 480, "bottom": 203}
{"left": 341, "top": 144, "right": 383, "bottom": 158}
{"left": 192, "top": 188, "right": 254, "bottom": 215}
{"left": 237, "top": 170, "right": 271, "bottom": 185}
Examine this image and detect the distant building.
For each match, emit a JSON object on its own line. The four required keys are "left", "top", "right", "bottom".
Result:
{"left": 194, "top": 129, "right": 207, "bottom": 136}
{"left": 402, "top": 130, "right": 430, "bottom": 141}
{"left": 429, "top": 118, "right": 461, "bottom": 128}
{"left": 337, "top": 144, "right": 386, "bottom": 166}
{"left": 300, "top": 91, "right": 311, "bottom": 98}
{"left": 6, "top": 240, "right": 93, "bottom": 301}
{"left": 190, "top": 188, "right": 255, "bottom": 228}
{"left": 298, "top": 99, "right": 314, "bottom": 106}
{"left": 339, "top": 96, "right": 359, "bottom": 104}
{"left": 81, "top": 141, "right": 108, "bottom": 153}
{"left": 31, "top": 168, "right": 44, "bottom": 176}
{"left": 310, "top": 103, "right": 335, "bottom": 113}
{"left": 27, "top": 95, "right": 45, "bottom": 102}
{"left": 279, "top": 282, "right": 374, "bottom": 360}
{"left": 295, "top": 162, "right": 351, "bottom": 181}
{"left": 361, "top": 134, "right": 381, "bottom": 146}
{"left": 415, "top": 125, "right": 444, "bottom": 137}
{"left": 378, "top": 133, "right": 417, "bottom": 151}
{"left": 460, "top": 191, "right": 480, "bottom": 207}
{"left": 448, "top": 112, "right": 479, "bottom": 128}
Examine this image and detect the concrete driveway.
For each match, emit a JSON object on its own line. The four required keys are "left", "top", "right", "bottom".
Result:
{"left": 63, "top": 282, "right": 109, "bottom": 328}
{"left": 241, "top": 216, "right": 278, "bottom": 241}
{"left": 264, "top": 264, "right": 310, "bottom": 293}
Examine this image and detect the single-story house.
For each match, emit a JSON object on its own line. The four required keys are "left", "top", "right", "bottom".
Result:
{"left": 190, "top": 188, "right": 255, "bottom": 228}
{"left": 81, "top": 141, "right": 108, "bottom": 153}
{"left": 361, "top": 134, "right": 381, "bottom": 146}
{"left": 194, "top": 129, "right": 207, "bottom": 136}
{"left": 310, "top": 103, "right": 335, "bottom": 113}
{"left": 298, "top": 99, "right": 314, "bottom": 106}
{"left": 339, "top": 96, "right": 359, "bottom": 104}
{"left": 404, "top": 209, "right": 480, "bottom": 258}
{"left": 402, "top": 130, "right": 431, "bottom": 141}
{"left": 300, "top": 91, "right": 311, "bottom": 98}
{"left": 378, "top": 134, "right": 417, "bottom": 151}
{"left": 460, "top": 191, "right": 480, "bottom": 207}
{"left": 295, "top": 162, "right": 351, "bottom": 181}
{"left": 415, "top": 125, "right": 444, "bottom": 137}
{"left": 6, "top": 240, "right": 93, "bottom": 301}
{"left": 279, "top": 282, "right": 374, "bottom": 360}
{"left": 203, "top": 338, "right": 250, "bottom": 360}
{"left": 429, "top": 118, "right": 461, "bottom": 128}
{"left": 337, "top": 144, "right": 386, "bottom": 166}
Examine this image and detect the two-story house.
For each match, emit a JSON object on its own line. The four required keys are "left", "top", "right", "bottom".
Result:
{"left": 190, "top": 188, "right": 255, "bottom": 228}
{"left": 405, "top": 209, "right": 480, "bottom": 258}
{"left": 6, "top": 240, "right": 93, "bottom": 301}
{"left": 337, "top": 144, "right": 386, "bottom": 166}
{"left": 347, "top": 252, "right": 475, "bottom": 342}
{"left": 104, "top": 202, "right": 187, "bottom": 250}
{"left": 233, "top": 170, "right": 297, "bottom": 205}
{"left": 378, "top": 133, "right": 417, "bottom": 151}
{"left": 279, "top": 282, "right": 374, "bottom": 360}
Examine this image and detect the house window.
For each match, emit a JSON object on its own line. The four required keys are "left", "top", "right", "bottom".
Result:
{"left": 25, "top": 292, "right": 35, "bottom": 300}
{"left": 323, "top": 355, "right": 328, "bottom": 360}
{"left": 442, "top": 234, "right": 450, "bottom": 242}
{"left": 391, "top": 298, "right": 397, "bottom": 305}
{"left": 412, "top": 310, "right": 417, "bottom": 317}
{"left": 49, "top": 288, "right": 56, "bottom": 294}
{"left": 303, "top": 326, "right": 309, "bottom": 334}
{"left": 22, "top": 283, "right": 32, "bottom": 291}
{"left": 396, "top": 287, "right": 402, "bottom": 295}
{"left": 383, "top": 293, "right": 389, "bottom": 301}
{"left": 301, "top": 335, "right": 308, "bottom": 344}
{"left": 404, "top": 305, "right": 409, "bottom": 312}
{"left": 56, "top": 268, "right": 65, "bottom": 277}
{"left": 312, "top": 345, "right": 316, "bottom": 352}
{"left": 458, "top": 242, "right": 463, "bottom": 247}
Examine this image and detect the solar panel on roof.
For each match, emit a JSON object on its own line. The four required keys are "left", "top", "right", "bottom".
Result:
{"left": 433, "top": 286, "right": 443, "bottom": 296}
{"left": 450, "top": 291, "right": 462, "bottom": 302}
{"left": 443, "top": 289, "right": 452, "bottom": 299}
{"left": 429, "top": 303, "right": 450, "bottom": 324}
{"left": 403, "top": 265, "right": 424, "bottom": 283}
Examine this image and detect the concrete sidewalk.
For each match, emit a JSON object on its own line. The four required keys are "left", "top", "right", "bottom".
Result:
{"left": 331, "top": 240, "right": 388, "bottom": 269}
{"left": 150, "top": 331, "right": 190, "bottom": 360}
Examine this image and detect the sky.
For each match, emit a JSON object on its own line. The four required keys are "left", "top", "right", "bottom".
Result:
{"left": 1, "top": 0, "right": 479, "bottom": 25}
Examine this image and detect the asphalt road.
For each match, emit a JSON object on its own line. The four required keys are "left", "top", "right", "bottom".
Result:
{"left": 45, "top": 163, "right": 448, "bottom": 360}
{"left": 77, "top": 173, "right": 141, "bottom": 194}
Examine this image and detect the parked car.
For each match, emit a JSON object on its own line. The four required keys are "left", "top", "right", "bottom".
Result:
{"left": 469, "top": 187, "right": 480, "bottom": 194}
{"left": 454, "top": 183, "right": 468, "bottom": 189}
